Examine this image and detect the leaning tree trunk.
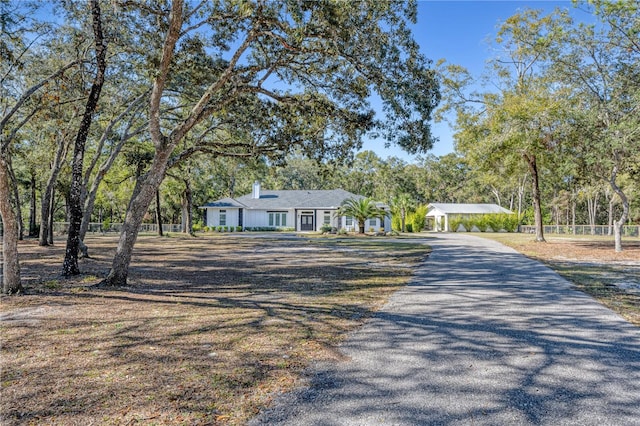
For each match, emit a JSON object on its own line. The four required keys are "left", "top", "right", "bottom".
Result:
{"left": 100, "top": 150, "right": 172, "bottom": 286}
{"left": 63, "top": 0, "right": 107, "bottom": 276}
{"left": 524, "top": 153, "right": 545, "bottom": 242}
{"left": 0, "top": 155, "right": 23, "bottom": 294}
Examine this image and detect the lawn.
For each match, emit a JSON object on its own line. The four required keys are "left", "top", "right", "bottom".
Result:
{"left": 0, "top": 234, "right": 430, "bottom": 425}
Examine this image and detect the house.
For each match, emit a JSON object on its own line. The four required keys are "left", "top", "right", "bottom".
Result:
{"left": 199, "top": 182, "right": 391, "bottom": 232}
{"left": 426, "top": 203, "right": 512, "bottom": 232}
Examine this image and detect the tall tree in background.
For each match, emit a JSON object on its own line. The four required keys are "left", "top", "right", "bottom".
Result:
{"left": 1, "top": 2, "right": 77, "bottom": 293}
{"left": 543, "top": 0, "right": 640, "bottom": 251}
{"left": 440, "top": 10, "right": 569, "bottom": 242}
{"left": 63, "top": 0, "right": 108, "bottom": 275}
{"left": 100, "top": 0, "right": 440, "bottom": 287}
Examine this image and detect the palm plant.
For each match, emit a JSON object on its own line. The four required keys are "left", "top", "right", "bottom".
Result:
{"left": 391, "top": 193, "right": 414, "bottom": 233}
{"left": 336, "top": 197, "right": 386, "bottom": 234}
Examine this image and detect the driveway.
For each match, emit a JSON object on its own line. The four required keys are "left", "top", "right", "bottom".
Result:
{"left": 249, "top": 233, "right": 640, "bottom": 425}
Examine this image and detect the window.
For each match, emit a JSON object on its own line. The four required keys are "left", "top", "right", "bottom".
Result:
{"left": 368, "top": 218, "right": 378, "bottom": 228}
{"left": 219, "top": 210, "right": 226, "bottom": 226}
{"left": 268, "top": 212, "right": 287, "bottom": 227}
{"left": 345, "top": 216, "right": 353, "bottom": 226}
{"left": 324, "top": 211, "right": 331, "bottom": 225}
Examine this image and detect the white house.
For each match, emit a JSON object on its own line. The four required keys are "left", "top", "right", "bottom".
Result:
{"left": 199, "top": 182, "right": 391, "bottom": 232}
{"left": 426, "top": 203, "right": 512, "bottom": 232}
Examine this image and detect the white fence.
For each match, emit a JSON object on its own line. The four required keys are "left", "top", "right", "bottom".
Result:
{"left": 519, "top": 224, "right": 639, "bottom": 237}
{"left": 52, "top": 222, "right": 184, "bottom": 234}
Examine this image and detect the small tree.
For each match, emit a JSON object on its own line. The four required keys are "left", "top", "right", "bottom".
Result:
{"left": 337, "top": 197, "right": 386, "bottom": 234}
{"left": 391, "top": 193, "right": 414, "bottom": 233}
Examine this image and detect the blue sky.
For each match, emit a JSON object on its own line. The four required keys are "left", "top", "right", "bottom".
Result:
{"left": 361, "top": 0, "right": 580, "bottom": 163}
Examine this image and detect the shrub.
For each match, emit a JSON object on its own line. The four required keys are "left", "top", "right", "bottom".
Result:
{"left": 475, "top": 215, "right": 490, "bottom": 232}
{"left": 411, "top": 205, "right": 427, "bottom": 232}
{"left": 337, "top": 228, "right": 348, "bottom": 235}
{"left": 486, "top": 214, "right": 501, "bottom": 232}
{"left": 320, "top": 224, "right": 332, "bottom": 233}
{"left": 502, "top": 213, "right": 520, "bottom": 232}
{"left": 216, "top": 226, "right": 223, "bottom": 232}
{"left": 391, "top": 215, "right": 402, "bottom": 231}
{"left": 449, "top": 215, "right": 463, "bottom": 232}
{"left": 460, "top": 218, "right": 473, "bottom": 232}
{"left": 236, "top": 226, "right": 242, "bottom": 232}
{"left": 406, "top": 223, "right": 413, "bottom": 233}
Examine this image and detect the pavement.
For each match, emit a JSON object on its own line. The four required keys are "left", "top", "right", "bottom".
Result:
{"left": 248, "top": 233, "right": 640, "bottom": 426}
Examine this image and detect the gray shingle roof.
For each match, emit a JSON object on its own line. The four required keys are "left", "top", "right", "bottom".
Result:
{"left": 199, "top": 197, "right": 246, "bottom": 208}
{"left": 427, "top": 203, "right": 512, "bottom": 215}
{"left": 203, "top": 189, "right": 365, "bottom": 210}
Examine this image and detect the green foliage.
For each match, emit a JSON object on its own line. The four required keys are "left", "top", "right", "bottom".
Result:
{"left": 405, "top": 223, "right": 413, "bottom": 233}
{"left": 460, "top": 218, "right": 474, "bottom": 232}
{"left": 391, "top": 215, "right": 402, "bottom": 232}
{"left": 411, "top": 205, "right": 427, "bottom": 232}
{"left": 500, "top": 214, "right": 521, "bottom": 232}
{"left": 449, "top": 215, "right": 463, "bottom": 232}
{"left": 336, "top": 197, "right": 387, "bottom": 234}
{"left": 475, "top": 215, "right": 491, "bottom": 232}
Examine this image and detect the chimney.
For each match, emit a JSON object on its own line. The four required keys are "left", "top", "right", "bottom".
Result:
{"left": 252, "top": 181, "right": 261, "bottom": 199}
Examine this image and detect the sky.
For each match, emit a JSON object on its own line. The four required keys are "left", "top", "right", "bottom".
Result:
{"left": 360, "top": 0, "right": 579, "bottom": 163}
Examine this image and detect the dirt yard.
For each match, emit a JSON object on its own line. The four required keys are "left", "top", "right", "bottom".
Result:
{"left": 1, "top": 232, "right": 638, "bottom": 425}
{"left": 0, "top": 234, "right": 428, "bottom": 425}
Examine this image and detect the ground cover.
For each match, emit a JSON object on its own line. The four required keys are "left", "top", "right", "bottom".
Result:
{"left": 0, "top": 234, "right": 429, "bottom": 425}
{"left": 475, "top": 233, "right": 640, "bottom": 326}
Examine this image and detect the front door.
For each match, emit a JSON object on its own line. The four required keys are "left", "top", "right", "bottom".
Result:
{"left": 301, "top": 215, "right": 314, "bottom": 231}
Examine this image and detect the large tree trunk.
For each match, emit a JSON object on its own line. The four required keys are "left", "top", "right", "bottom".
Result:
{"left": 0, "top": 155, "right": 23, "bottom": 294}
{"left": 63, "top": 0, "right": 107, "bottom": 276}
{"left": 524, "top": 153, "right": 545, "bottom": 242}
{"left": 100, "top": 151, "right": 172, "bottom": 286}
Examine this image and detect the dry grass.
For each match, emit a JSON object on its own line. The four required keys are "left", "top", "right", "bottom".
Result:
{"left": 0, "top": 234, "right": 429, "bottom": 425}
{"left": 475, "top": 233, "right": 640, "bottom": 326}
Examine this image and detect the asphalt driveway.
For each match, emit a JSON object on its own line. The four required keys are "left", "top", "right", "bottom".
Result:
{"left": 249, "top": 233, "right": 640, "bottom": 425}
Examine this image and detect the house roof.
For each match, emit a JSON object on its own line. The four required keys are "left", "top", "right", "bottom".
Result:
{"left": 201, "top": 189, "right": 365, "bottom": 210}
{"left": 427, "top": 203, "right": 512, "bottom": 215}
{"left": 199, "top": 197, "right": 246, "bottom": 208}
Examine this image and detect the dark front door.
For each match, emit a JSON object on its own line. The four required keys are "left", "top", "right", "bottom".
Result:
{"left": 301, "top": 215, "right": 314, "bottom": 231}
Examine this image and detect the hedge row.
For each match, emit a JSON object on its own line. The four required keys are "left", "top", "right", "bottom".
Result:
{"left": 449, "top": 213, "right": 520, "bottom": 233}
